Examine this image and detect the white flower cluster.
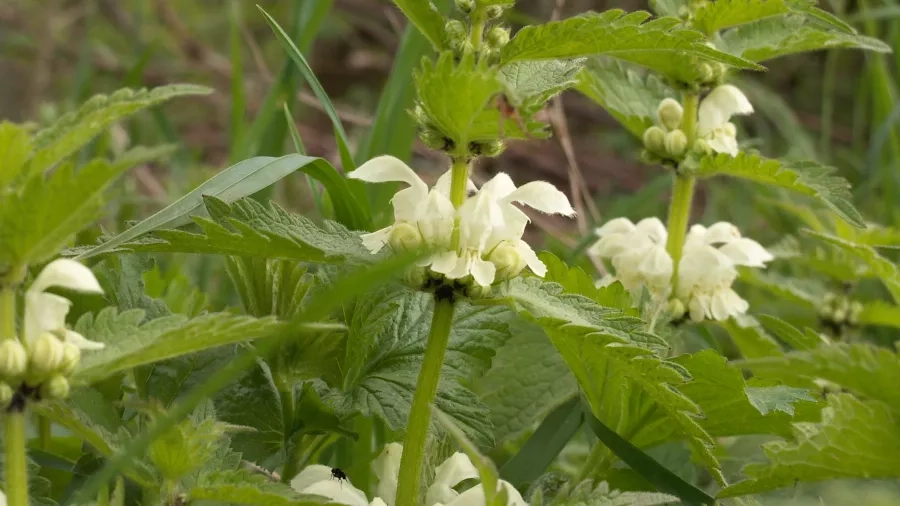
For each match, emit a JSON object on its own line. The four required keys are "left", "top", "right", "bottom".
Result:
{"left": 0, "top": 259, "right": 106, "bottom": 406}
{"left": 349, "top": 156, "right": 575, "bottom": 288}
{"left": 590, "top": 218, "right": 773, "bottom": 322}
{"left": 291, "top": 442, "right": 526, "bottom": 506}
{"left": 643, "top": 85, "right": 754, "bottom": 159}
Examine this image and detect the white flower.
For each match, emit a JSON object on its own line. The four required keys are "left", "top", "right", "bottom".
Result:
{"left": 589, "top": 217, "right": 673, "bottom": 295}
{"left": 291, "top": 443, "right": 526, "bottom": 506}
{"left": 676, "top": 222, "right": 773, "bottom": 321}
{"left": 696, "top": 85, "right": 753, "bottom": 156}
{"left": 23, "top": 259, "right": 105, "bottom": 350}
{"left": 431, "top": 172, "right": 575, "bottom": 286}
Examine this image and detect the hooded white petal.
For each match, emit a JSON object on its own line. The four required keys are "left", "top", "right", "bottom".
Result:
{"left": 373, "top": 443, "right": 403, "bottom": 506}
{"left": 425, "top": 452, "right": 480, "bottom": 506}
{"left": 439, "top": 481, "right": 528, "bottom": 506}
{"left": 291, "top": 465, "right": 369, "bottom": 506}
{"left": 63, "top": 329, "right": 105, "bottom": 350}
{"left": 697, "top": 85, "right": 753, "bottom": 135}
{"left": 349, "top": 156, "right": 429, "bottom": 221}
{"left": 434, "top": 170, "right": 477, "bottom": 197}
{"left": 24, "top": 260, "right": 105, "bottom": 348}
{"left": 590, "top": 217, "right": 673, "bottom": 296}
{"left": 502, "top": 181, "right": 576, "bottom": 216}
{"left": 30, "top": 259, "right": 103, "bottom": 295}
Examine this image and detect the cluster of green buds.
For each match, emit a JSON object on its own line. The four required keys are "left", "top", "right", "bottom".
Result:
{"left": 641, "top": 98, "right": 691, "bottom": 164}
{"left": 414, "top": 103, "right": 506, "bottom": 158}
{"left": 0, "top": 332, "right": 77, "bottom": 410}
{"left": 446, "top": 0, "right": 512, "bottom": 63}
{"left": 818, "top": 292, "right": 863, "bottom": 334}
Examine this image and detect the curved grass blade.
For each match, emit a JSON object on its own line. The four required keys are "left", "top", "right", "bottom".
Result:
{"left": 77, "top": 154, "right": 369, "bottom": 260}
{"left": 584, "top": 403, "right": 715, "bottom": 506}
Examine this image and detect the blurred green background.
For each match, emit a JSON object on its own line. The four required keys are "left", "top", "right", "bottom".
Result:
{"left": 1, "top": 0, "right": 898, "bottom": 253}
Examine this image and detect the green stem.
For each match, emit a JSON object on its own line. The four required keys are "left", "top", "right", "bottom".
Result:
{"left": 5, "top": 411, "right": 29, "bottom": 506}
{"left": 395, "top": 298, "right": 456, "bottom": 506}
{"left": 38, "top": 415, "right": 51, "bottom": 450}
{"left": 1, "top": 288, "right": 15, "bottom": 341}
{"left": 665, "top": 174, "right": 696, "bottom": 291}
{"left": 449, "top": 157, "right": 470, "bottom": 209}
{"left": 275, "top": 372, "right": 297, "bottom": 483}
{"left": 469, "top": 11, "right": 485, "bottom": 50}
{"left": 680, "top": 92, "right": 699, "bottom": 144}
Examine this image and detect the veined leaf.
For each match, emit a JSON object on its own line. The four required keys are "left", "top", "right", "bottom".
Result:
{"left": 188, "top": 470, "right": 330, "bottom": 505}
{"left": 718, "top": 394, "right": 900, "bottom": 497}
{"left": 78, "top": 154, "right": 370, "bottom": 260}
{"left": 540, "top": 251, "right": 638, "bottom": 314}
{"left": 718, "top": 317, "right": 783, "bottom": 359}
{"left": 576, "top": 58, "right": 676, "bottom": 139}
{"left": 803, "top": 230, "right": 900, "bottom": 303}
{"left": 118, "top": 196, "right": 371, "bottom": 263}
{"left": 28, "top": 84, "right": 210, "bottom": 174}
{"left": 720, "top": 14, "right": 890, "bottom": 63}
{"left": 692, "top": 152, "right": 865, "bottom": 227}
{"left": 498, "top": 59, "right": 584, "bottom": 110}
{"left": 0, "top": 121, "right": 33, "bottom": 187}
{"left": 551, "top": 480, "right": 680, "bottom": 506}
{"left": 72, "top": 307, "right": 295, "bottom": 384}
{"left": 857, "top": 300, "right": 900, "bottom": 329}
{"left": 391, "top": 0, "right": 447, "bottom": 50}
{"left": 758, "top": 315, "right": 826, "bottom": 351}
{"left": 691, "top": 0, "right": 811, "bottom": 35}
{"left": 501, "top": 10, "right": 763, "bottom": 83}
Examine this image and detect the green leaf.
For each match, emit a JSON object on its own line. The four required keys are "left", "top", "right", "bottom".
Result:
{"left": 501, "top": 277, "right": 723, "bottom": 483}
{"left": 675, "top": 350, "right": 815, "bottom": 438}
{"left": 28, "top": 84, "right": 210, "bottom": 174}
{"left": 718, "top": 317, "right": 783, "bottom": 359}
{"left": 416, "top": 52, "right": 505, "bottom": 146}
{"left": 757, "top": 315, "right": 825, "bottom": 351}
{"left": 188, "top": 470, "right": 330, "bottom": 505}
{"left": 720, "top": 14, "right": 891, "bottom": 63}
{"left": 501, "top": 10, "right": 763, "bottom": 83}
{"left": 72, "top": 307, "right": 291, "bottom": 384}
{"left": 498, "top": 59, "right": 584, "bottom": 110}
{"left": 226, "top": 257, "right": 312, "bottom": 320}
{"left": 691, "top": 0, "right": 810, "bottom": 35}
{"left": 477, "top": 319, "right": 577, "bottom": 443}
{"left": 149, "top": 403, "right": 233, "bottom": 481}
{"left": 119, "top": 196, "right": 371, "bottom": 263}
{"left": 738, "top": 342, "right": 900, "bottom": 413}
{"left": 857, "top": 300, "right": 900, "bottom": 328}
{"left": 576, "top": 58, "right": 676, "bottom": 138}
{"left": 0, "top": 150, "right": 165, "bottom": 267}
{"left": 692, "top": 152, "right": 865, "bottom": 227}
{"left": 718, "top": 394, "right": 900, "bottom": 497}
{"left": 551, "top": 480, "right": 681, "bottom": 506}
{"left": 585, "top": 410, "right": 715, "bottom": 505}
{"left": 390, "top": 0, "right": 447, "bottom": 50}
{"left": 803, "top": 230, "right": 900, "bottom": 303}
{"left": 323, "top": 286, "right": 513, "bottom": 446}
{"left": 539, "top": 251, "right": 637, "bottom": 314}
{"left": 78, "top": 154, "right": 370, "bottom": 260}
{"left": 0, "top": 121, "right": 33, "bottom": 187}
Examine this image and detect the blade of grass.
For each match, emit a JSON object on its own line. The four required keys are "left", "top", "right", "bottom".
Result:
{"left": 283, "top": 103, "right": 326, "bottom": 218}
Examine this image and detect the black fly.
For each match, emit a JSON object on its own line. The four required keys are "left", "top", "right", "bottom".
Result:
{"left": 331, "top": 467, "right": 349, "bottom": 488}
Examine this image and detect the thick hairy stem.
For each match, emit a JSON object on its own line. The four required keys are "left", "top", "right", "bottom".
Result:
{"left": 665, "top": 92, "right": 699, "bottom": 293}
{"left": 5, "top": 411, "right": 30, "bottom": 506}
{"left": 394, "top": 297, "right": 456, "bottom": 506}
{"left": 276, "top": 371, "right": 298, "bottom": 483}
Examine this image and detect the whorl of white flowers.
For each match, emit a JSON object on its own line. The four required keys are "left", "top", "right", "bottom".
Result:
{"left": 0, "top": 259, "right": 106, "bottom": 409}
{"left": 349, "top": 156, "right": 575, "bottom": 289}
{"left": 291, "top": 442, "right": 526, "bottom": 506}
{"left": 643, "top": 85, "right": 754, "bottom": 159}
{"left": 591, "top": 219, "right": 773, "bottom": 322}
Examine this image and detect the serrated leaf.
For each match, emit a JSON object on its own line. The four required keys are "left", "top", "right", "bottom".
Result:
{"left": 501, "top": 10, "right": 763, "bottom": 83}
{"left": 718, "top": 317, "right": 783, "bottom": 359}
{"left": 119, "top": 196, "right": 371, "bottom": 263}
{"left": 72, "top": 307, "right": 288, "bottom": 384}
{"left": 675, "top": 350, "right": 815, "bottom": 438}
{"left": 757, "top": 315, "right": 826, "bottom": 351}
{"left": 28, "top": 84, "right": 210, "bottom": 173}
{"left": 0, "top": 121, "right": 33, "bottom": 187}
{"left": 576, "top": 58, "right": 676, "bottom": 138}
{"left": 720, "top": 14, "right": 890, "bottom": 62}
{"left": 498, "top": 59, "right": 585, "bottom": 109}
{"left": 189, "top": 470, "right": 330, "bottom": 505}
{"left": 692, "top": 152, "right": 864, "bottom": 227}
{"left": 718, "top": 394, "right": 900, "bottom": 497}
{"left": 416, "top": 52, "right": 505, "bottom": 146}
{"left": 857, "top": 300, "right": 900, "bottom": 328}
{"left": 692, "top": 0, "right": 811, "bottom": 35}
{"left": 803, "top": 230, "right": 900, "bottom": 303}
{"left": 553, "top": 480, "right": 681, "bottom": 506}
{"left": 539, "top": 252, "right": 638, "bottom": 315}
{"left": 500, "top": 276, "right": 723, "bottom": 483}
{"left": 391, "top": 0, "right": 447, "bottom": 50}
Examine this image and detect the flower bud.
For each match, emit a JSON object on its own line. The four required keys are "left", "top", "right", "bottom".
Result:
{"left": 657, "top": 98, "right": 684, "bottom": 131}
{"left": 420, "top": 128, "right": 454, "bottom": 152}
{"left": 389, "top": 222, "right": 424, "bottom": 252}
{"left": 668, "top": 298, "right": 686, "bottom": 319}
{"left": 59, "top": 342, "right": 82, "bottom": 376}
{"left": 0, "top": 382, "right": 12, "bottom": 410}
{"left": 41, "top": 375, "right": 70, "bottom": 400}
{"left": 467, "top": 283, "right": 492, "bottom": 300}
{"left": 833, "top": 307, "right": 847, "bottom": 323}
{"left": 664, "top": 129, "right": 688, "bottom": 158}
{"left": 486, "top": 5, "right": 506, "bottom": 19}
{"left": 486, "top": 26, "right": 510, "bottom": 49}
{"left": 474, "top": 139, "right": 506, "bottom": 158}
{"left": 0, "top": 340, "right": 28, "bottom": 378}
{"left": 29, "top": 333, "right": 64, "bottom": 376}
{"left": 849, "top": 301, "right": 863, "bottom": 325}
{"left": 639, "top": 149, "right": 663, "bottom": 166}
{"left": 642, "top": 126, "right": 666, "bottom": 153}
{"left": 698, "top": 63, "right": 715, "bottom": 83}
{"left": 488, "top": 242, "right": 527, "bottom": 280}
{"left": 692, "top": 139, "right": 712, "bottom": 156}
{"left": 455, "top": 0, "right": 475, "bottom": 14}
{"left": 410, "top": 104, "right": 429, "bottom": 125}
{"left": 445, "top": 20, "right": 467, "bottom": 49}
{"left": 404, "top": 266, "right": 427, "bottom": 289}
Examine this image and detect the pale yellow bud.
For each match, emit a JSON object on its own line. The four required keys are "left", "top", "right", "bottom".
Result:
{"left": 642, "top": 126, "right": 666, "bottom": 153}
{"left": 29, "top": 333, "right": 64, "bottom": 376}
{"left": 692, "top": 139, "right": 712, "bottom": 155}
{"left": 404, "top": 266, "right": 427, "bottom": 289}
{"left": 455, "top": 0, "right": 475, "bottom": 14}
{"left": 486, "top": 26, "right": 510, "bottom": 48}
{"left": 0, "top": 382, "right": 12, "bottom": 410}
{"left": 485, "top": 5, "right": 505, "bottom": 19}
{"left": 668, "top": 298, "right": 686, "bottom": 319}
{"left": 833, "top": 307, "right": 847, "bottom": 323}
{"left": 698, "top": 63, "right": 715, "bottom": 83}
{"left": 849, "top": 301, "right": 863, "bottom": 325}
{"left": 488, "top": 242, "right": 527, "bottom": 280}
{"left": 41, "top": 374, "right": 70, "bottom": 400}
{"left": 389, "top": 222, "right": 424, "bottom": 252}
{"left": 59, "top": 342, "right": 82, "bottom": 376}
{"left": 0, "top": 340, "right": 28, "bottom": 378}
{"left": 657, "top": 98, "right": 684, "bottom": 131}
{"left": 664, "top": 129, "right": 688, "bottom": 158}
